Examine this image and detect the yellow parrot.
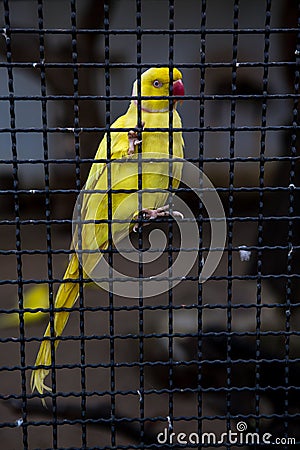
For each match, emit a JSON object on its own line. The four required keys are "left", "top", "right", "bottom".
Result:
{"left": 31, "top": 67, "right": 185, "bottom": 395}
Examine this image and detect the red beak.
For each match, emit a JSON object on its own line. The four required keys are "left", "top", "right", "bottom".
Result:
{"left": 173, "top": 79, "right": 185, "bottom": 100}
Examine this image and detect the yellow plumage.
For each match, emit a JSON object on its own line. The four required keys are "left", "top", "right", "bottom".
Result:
{"left": 31, "top": 67, "right": 185, "bottom": 395}
{"left": 0, "top": 284, "right": 49, "bottom": 329}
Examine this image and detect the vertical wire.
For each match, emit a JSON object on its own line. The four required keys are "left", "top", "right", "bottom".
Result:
{"left": 167, "top": 0, "right": 174, "bottom": 435}
{"left": 255, "top": 0, "right": 271, "bottom": 434}
{"left": 3, "top": 2, "right": 28, "bottom": 448}
{"left": 198, "top": 0, "right": 206, "bottom": 442}
{"left": 284, "top": 6, "right": 300, "bottom": 441}
{"left": 226, "top": 0, "right": 239, "bottom": 440}
{"left": 70, "top": 0, "right": 87, "bottom": 446}
{"left": 37, "top": 0, "right": 57, "bottom": 444}
{"left": 103, "top": 2, "right": 115, "bottom": 446}
{"left": 136, "top": 0, "right": 145, "bottom": 444}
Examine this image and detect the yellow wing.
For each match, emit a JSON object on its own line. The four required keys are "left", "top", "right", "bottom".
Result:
{"left": 76, "top": 104, "right": 184, "bottom": 275}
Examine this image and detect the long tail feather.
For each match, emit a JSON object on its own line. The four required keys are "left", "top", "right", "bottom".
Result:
{"left": 31, "top": 255, "right": 80, "bottom": 395}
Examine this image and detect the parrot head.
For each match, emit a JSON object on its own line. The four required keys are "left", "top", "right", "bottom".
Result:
{"left": 131, "top": 67, "right": 184, "bottom": 113}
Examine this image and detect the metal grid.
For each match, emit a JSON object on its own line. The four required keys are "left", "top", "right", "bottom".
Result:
{"left": 0, "top": 0, "right": 300, "bottom": 449}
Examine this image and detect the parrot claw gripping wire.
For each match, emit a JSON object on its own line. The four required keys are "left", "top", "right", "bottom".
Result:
{"left": 133, "top": 204, "right": 184, "bottom": 232}
{"left": 127, "top": 122, "right": 145, "bottom": 156}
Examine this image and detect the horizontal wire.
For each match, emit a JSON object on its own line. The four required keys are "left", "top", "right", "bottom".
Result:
{"left": 0, "top": 186, "right": 298, "bottom": 195}
{"left": 0, "top": 273, "right": 300, "bottom": 287}
{"left": 2, "top": 355, "right": 300, "bottom": 374}
{"left": 1, "top": 217, "right": 299, "bottom": 228}
{"left": 2, "top": 26, "right": 299, "bottom": 34}
{"left": 2, "top": 383, "right": 300, "bottom": 402}
{"left": 0, "top": 125, "right": 297, "bottom": 133}
{"left": 1, "top": 410, "right": 300, "bottom": 429}
{"left": 0, "top": 156, "right": 299, "bottom": 165}
{"left": 2, "top": 328, "right": 300, "bottom": 347}
{"left": 0, "top": 61, "right": 298, "bottom": 69}
{"left": 2, "top": 300, "right": 300, "bottom": 317}
{"left": 0, "top": 243, "right": 298, "bottom": 257}
{"left": 2, "top": 383, "right": 300, "bottom": 404}
{"left": 0, "top": 93, "right": 299, "bottom": 101}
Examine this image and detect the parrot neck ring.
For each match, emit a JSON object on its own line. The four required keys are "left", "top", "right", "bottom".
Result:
{"left": 132, "top": 100, "right": 169, "bottom": 113}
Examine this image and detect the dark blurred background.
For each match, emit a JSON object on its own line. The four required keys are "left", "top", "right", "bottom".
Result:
{"left": 0, "top": 0, "right": 299, "bottom": 448}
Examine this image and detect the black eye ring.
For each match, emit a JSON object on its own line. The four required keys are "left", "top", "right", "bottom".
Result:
{"left": 153, "top": 80, "right": 162, "bottom": 88}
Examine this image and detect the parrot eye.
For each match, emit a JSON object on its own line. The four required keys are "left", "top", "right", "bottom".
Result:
{"left": 153, "top": 80, "right": 162, "bottom": 88}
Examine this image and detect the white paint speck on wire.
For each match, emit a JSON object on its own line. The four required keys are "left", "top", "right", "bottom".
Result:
{"left": 239, "top": 246, "right": 251, "bottom": 262}
{"left": 167, "top": 415, "right": 173, "bottom": 430}
{"left": 137, "top": 389, "right": 142, "bottom": 402}
{"left": 15, "top": 418, "right": 23, "bottom": 427}
{"left": 1, "top": 28, "right": 8, "bottom": 40}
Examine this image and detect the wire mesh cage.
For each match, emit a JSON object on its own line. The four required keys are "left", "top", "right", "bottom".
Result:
{"left": 0, "top": 0, "right": 299, "bottom": 449}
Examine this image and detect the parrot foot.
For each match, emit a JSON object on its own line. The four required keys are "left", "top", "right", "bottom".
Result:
{"left": 127, "top": 122, "right": 145, "bottom": 156}
{"left": 133, "top": 204, "right": 184, "bottom": 232}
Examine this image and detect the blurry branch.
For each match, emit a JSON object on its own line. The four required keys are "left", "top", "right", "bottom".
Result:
{"left": 3, "top": 397, "right": 157, "bottom": 445}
